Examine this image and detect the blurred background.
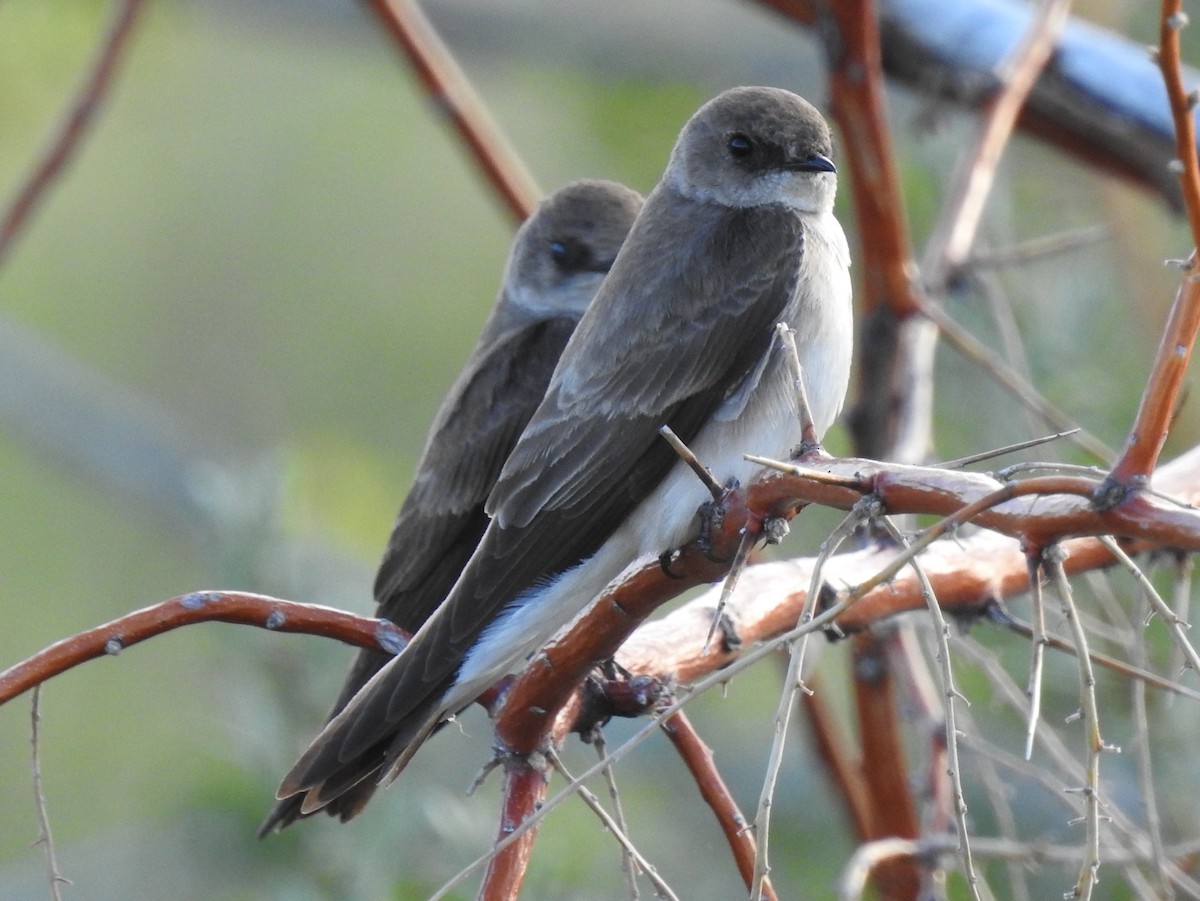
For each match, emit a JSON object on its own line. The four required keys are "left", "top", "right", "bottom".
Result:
{"left": 0, "top": 1, "right": 1197, "bottom": 898}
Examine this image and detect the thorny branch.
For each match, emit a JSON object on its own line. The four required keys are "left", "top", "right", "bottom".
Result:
{"left": 1102, "top": 0, "right": 1200, "bottom": 488}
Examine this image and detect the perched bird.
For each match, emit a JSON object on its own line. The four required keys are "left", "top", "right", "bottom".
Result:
{"left": 275, "top": 86, "right": 853, "bottom": 818}
{"left": 259, "top": 179, "right": 643, "bottom": 833}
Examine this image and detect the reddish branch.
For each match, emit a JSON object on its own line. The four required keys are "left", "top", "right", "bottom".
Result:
{"left": 851, "top": 633, "right": 922, "bottom": 900}
{"left": 1104, "top": 0, "right": 1200, "bottom": 488}
{"left": 662, "top": 711, "right": 777, "bottom": 900}
{"left": 366, "top": 0, "right": 541, "bottom": 223}
{"left": 6, "top": 446, "right": 1199, "bottom": 717}
{"left": 482, "top": 761, "right": 549, "bottom": 901}
{"left": 0, "top": 592, "right": 405, "bottom": 705}
{"left": 0, "top": 0, "right": 145, "bottom": 267}
{"left": 824, "top": 0, "right": 920, "bottom": 321}
{"left": 800, "top": 687, "right": 874, "bottom": 837}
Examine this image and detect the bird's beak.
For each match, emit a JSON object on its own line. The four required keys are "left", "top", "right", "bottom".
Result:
{"left": 785, "top": 153, "right": 836, "bottom": 174}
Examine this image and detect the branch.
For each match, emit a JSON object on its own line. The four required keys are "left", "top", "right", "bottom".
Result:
{"left": 0, "top": 0, "right": 145, "bottom": 267}
{"left": 477, "top": 758, "right": 549, "bottom": 901}
{"left": 0, "top": 592, "right": 402, "bottom": 705}
{"left": 1102, "top": 0, "right": 1200, "bottom": 487}
{"left": 366, "top": 0, "right": 542, "bottom": 223}
{"left": 661, "top": 712, "right": 777, "bottom": 901}
{"left": 920, "top": 0, "right": 1072, "bottom": 290}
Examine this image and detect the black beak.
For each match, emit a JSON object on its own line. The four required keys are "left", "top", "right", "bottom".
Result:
{"left": 786, "top": 153, "right": 836, "bottom": 174}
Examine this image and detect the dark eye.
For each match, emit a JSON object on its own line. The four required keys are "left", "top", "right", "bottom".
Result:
{"left": 548, "top": 238, "right": 592, "bottom": 272}
{"left": 727, "top": 133, "right": 754, "bottom": 159}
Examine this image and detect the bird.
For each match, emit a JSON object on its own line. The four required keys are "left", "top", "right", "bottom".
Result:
{"left": 259, "top": 179, "right": 643, "bottom": 833}
{"left": 274, "top": 85, "right": 853, "bottom": 819}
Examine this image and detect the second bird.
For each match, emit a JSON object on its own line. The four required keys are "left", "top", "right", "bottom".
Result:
{"left": 260, "top": 179, "right": 644, "bottom": 832}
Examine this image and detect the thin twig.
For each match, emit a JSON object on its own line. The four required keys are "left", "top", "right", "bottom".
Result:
{"left": 937, "top": 429, "right": 1080, "bottom": 470}
{"left": 749, "top": 500, "right": 873, "bottom": 900}
{"left": 1024, "top": 553, "right": 1047, "bottom": 760}
{"left": 838, "top": 837, "right": 923, "bottom": 901}
{"left": 1099, "top": 536, "right": 1200, "bottom": 677}
{"left": 365, "top": 0, "right": 541, "bottom": 223}
{"left": 879, "top": 516, "right": 983, "bottom": 900}
{"left": 591, "top": 731, "right": 641, "bottom": 900}
{"left": 1168, "top": 555, "right": 1195, "bottom": 685}
{"left": 916, "top": 298, "right": 1113, "bottom": 462}
{"left": 30, "top": 687, "right": 68, "bottom": 901}
{"left": 549, "top": 752, "right": 680, "bottom": 901}
{"left": 776, "top": 323, "right": 818, "bottom": 446}
{"left": 660, "top": 425, "right": 724, "bottom": 500}
{"left": 1129, "top": 579, "right": 1174, "bottom": 899}
{"left": 0, "top": 0, "right": 146, "bottom": 267}
{"left": 921, "top": 0, "right": 1073, "bottom": 286}
{"left": 1045, "top": 548, "right": 1104, "bottom": 900}
{"left": 965, "top": 226, "right": 1110, "bottom": 269}
{"left": 994, "top": 609, "right": 1200, "bottom": 701}
{"left": 954, "top": 637, "right": 1200, "bottom": 896}
{"left": 703, "top": 526, "right": 755, "bottom": 654}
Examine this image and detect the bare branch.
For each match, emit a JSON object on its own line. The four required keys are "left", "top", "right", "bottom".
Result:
{"left": 30, "top": 687, "right": 69, "bottom": 901}
{"left": 366, "top": 0, "right": 542, "bottom": 223}
{"left": 0, "top": 592, "right": 402, "bottom": 705}
{"left": 0, "top": 0, "right": 145, "bottom": 267}
{"left": 1103, "top": 0, "right": 1200, "bottom": 486}
{"left": 661, "top": 712, "right": 776, "bottom": 900}
{"left": 921, "top": 0, "right": 1073, "bottom": 288}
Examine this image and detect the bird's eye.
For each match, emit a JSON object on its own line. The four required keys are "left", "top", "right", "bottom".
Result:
{"left": 549, "top": 238, "right": 592, "bottom": 272}
{"left": 727, "top": 133, "right": 754, "bottom": 159}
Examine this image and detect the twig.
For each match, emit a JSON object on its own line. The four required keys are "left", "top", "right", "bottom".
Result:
{"left": 0, "top": 0, "right": 146, "bottom": 267}
{"left": 776, "top": 323, "right": 818, "bottom": 447}
{"left": 994, "top": 608, "right": 1200, "bottom": 702}
{"left": 953, "top": 639, "right": 1200, "bottom": 896}
{"left": 661, "top": 712, "right": 775, "bottom": 900}
{"left": 703, "top": 526, "right": 755, "bottom": 654}
{"left": 937, "top": 429, "right": 1081, "bottom": 470}
{"left": 1158, "top": 0, "right": 1200, "bottom": 243}
{"left": 879, "top": 516, "right": 983, "bottom": 900}
{"left": 365, "top": 0, "right": 541, "bottom": 223}
{"left": 478, "top": 759, "right": 549, "bottom": 900}
{"left": 590, "top": 731, "right": 641, "bottom": 900}
{"left": 30, "top": 687, "right": 68, "bottom": 901}
{"left": 1044, "top": 548, "right": 1105, "bottom": 900}
{"left": 921, "top": 0, "right": 1073, "bottom": 287}
{"left": 1168, "top": 554, "right": 1195, "bottom": 684}
{"left": 965, "top": 226, "right": 1110, "bottom": 269}
{"left": 914, "top": 298, "right": 1113, "bottom": 462}
{"left": 1099, "top": 536, "right": 1200, "bottom": 677}
{"left": 749, "top": 500, "right": 872, "bottom": 900}
{"left": 1024, "top": 553, "right": 1047, "bottom": 760}
{"left": 1129, "top": 580, "right": 1174, "bottom": 899}
{"left": 548, "top": 752, "right": 679, "bottom": 901}
{"left": 660, "top": 425, "right": 724, "bottom": 499}
{"left": 838, "top": 837, "right": 924, "bottom": 901}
